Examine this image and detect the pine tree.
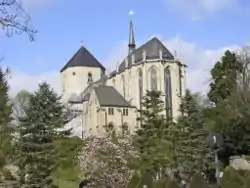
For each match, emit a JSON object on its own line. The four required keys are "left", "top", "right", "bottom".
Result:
{"left": 174, "top": 90, "right": 212, "bottom": 182}
{"left": 0, "top": 68, "right": 13, "bottom": 171}
{"left": 135, "top": 90, "right": 171, "bottom": 174}
{"left": 15, "top": 82, "right": 71, "bottom": 187}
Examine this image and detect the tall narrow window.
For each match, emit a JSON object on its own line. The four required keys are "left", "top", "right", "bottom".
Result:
{"left": 138, "top": 69, "right": 143, "bottom": 110}
{"left": 179, "top": 65, "right": 182, "bottom": 97}
{"left": 138, "top": 69, "right": 143, "bottom": 127}
{"left": 112, "top": 79, "right": 116, "bottom": 88}
{"left": 164, "top": 67, "right": 172, "bottom": 118}
{"left": 150, "top": 67, "right": 157, "bottom": 91}
{"left": 121, "top": 75, "right": 125, "bottom": 97}
{"left": 87, "top": 72, "right": 93, "bottom": 83}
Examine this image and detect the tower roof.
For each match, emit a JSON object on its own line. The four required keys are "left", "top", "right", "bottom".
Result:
{"left": 119, "top": 37, "right": 174, "bottom": 71}
{"left": 60, "top": 46, "right": 105, "bottom": 72}
{"left": 128, "top": 12, "right": 136, "bottom": 54}
{"left": 128, "top": 19, "right": 136, "bottom": 53}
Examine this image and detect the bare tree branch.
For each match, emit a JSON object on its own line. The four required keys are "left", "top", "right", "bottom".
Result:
{"left": 0, "top": 0, "right": 37, "bottom": 40}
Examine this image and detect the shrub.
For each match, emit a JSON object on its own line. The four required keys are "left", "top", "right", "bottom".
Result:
{"left": 221, "top": 166, "right": 244, "bottom": 188}
{"left": 167, "top": 179, "right": 180, "bottom": 188}
{"left": 126, "top": 172, "right": 141, "bottom": 188}
{"left": 155, "top": 176, "right": 170, "bottom": 188}
{"left": 188, "top": 173, "right": 209, "bottom": 188}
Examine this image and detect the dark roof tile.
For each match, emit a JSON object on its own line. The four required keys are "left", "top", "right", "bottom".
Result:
{"left": 119, "top": 37, "right": 174, "bottom": 71}
{"left": 60, "top": 46, "right": 105, "bottom": 72}
{"left": 94, "top": 86, "right": 133, "bottom": 108}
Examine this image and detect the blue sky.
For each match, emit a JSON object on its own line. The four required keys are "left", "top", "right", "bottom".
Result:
{"left": 1, "top": 0, "right": 249, "bottom": 95}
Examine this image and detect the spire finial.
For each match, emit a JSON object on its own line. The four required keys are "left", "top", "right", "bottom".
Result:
{"left": 128, "top": 10, "right": 136, "bottom": 54}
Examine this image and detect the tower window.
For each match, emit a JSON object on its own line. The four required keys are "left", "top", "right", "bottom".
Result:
{"left": 72, "top": 72, "right": 76, "bottom": 75}
{"left": 88, "top": 72, "right": 93, "bottom": 83}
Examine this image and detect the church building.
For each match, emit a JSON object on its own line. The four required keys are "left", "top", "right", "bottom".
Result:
{"left": 60, "top": 17, "right": 187, "bottom": 138}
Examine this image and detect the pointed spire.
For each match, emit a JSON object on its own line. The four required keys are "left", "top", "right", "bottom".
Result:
{"left": 128, "top": 11, "right": 136, "bottom": 54}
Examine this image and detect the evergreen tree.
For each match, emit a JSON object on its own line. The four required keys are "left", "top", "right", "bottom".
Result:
{"left": 0, "top": 68, "right": 13, "bottom": 170}
{"left": 174, "top": 90, "right": 212, "bottom": 182}
{"left": 207, "top": 50, "right": 242, "bottom": 105}
{"left": 135, "top": 90, "right": 171, "bottom": 174}
{"left": 206, "top": 49, "right": 250, "bottom": 163}
{"left": 15, "top": 82, "right": 71, "bottom": 187}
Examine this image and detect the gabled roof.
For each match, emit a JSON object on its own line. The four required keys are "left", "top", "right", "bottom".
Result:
{"left": 60, "top": 46, "right": 105, "bottom": 72}
{"left": 119, "top": 37, "right": 174, "bottom": 71}
{"left": 94, "top": 86, "right": 133, "bottom": 108}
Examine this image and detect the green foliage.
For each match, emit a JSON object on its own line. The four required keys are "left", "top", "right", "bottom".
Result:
{"left": 154, "top": 176, "right": 170, "bottom": 188}
{"left": 126, "top": 171, "right": 154, "bottom": 188}
{"left": 135, "top": 90, "right": 171, "bottom": 173}
{"left": 13, "top": 89, "right": 30, "bottom": 117}
{"left": 126, "top": 171, "right": 141, "bottom": 188}
{"left": 221, "top": 166, "right": 244, "bottom": 188}
{"left": 207, "top": 50, "right": 242, "bottom": 105}
{"left": 52, "top": 136, "right": 83, "bottom": 184}
{"left": 15, "top": 82, "right": 71, "bottom": 187}
{"left": 141, "top": 171, "right": 154, "bottom": 188}
{"left": 167, "top": 179, "right": 180, "bottom": 188}
{"left": 188, "top": 173, "right": 209, "bottom": 188}
{"left": 243, "top": 173, "right": 250, "bottom": 188}
{"left": 205, "top": 49, "right": 250, "bottom": 166}
{"left": 0, "top": 68, "right": 13, "bottom": 164}
{"left": 172, "top": 90, "right": 213, "bottom": 182}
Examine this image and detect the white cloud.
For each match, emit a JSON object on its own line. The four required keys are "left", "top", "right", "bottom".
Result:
{"left": 163, "top": 36, "right": 240, "bottom": 93}
{"left": 165, "top": 0, "right": 241, "bottom": 20}
{"left": 8, "top": 69, "right": 60, "bottom": 97}
{"left": 7, "top": 36, "right": 241, "bottom": 97}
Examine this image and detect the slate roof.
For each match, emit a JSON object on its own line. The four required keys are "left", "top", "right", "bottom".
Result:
{"left": 60, "top": 46, "right": 105, "bottom": 72}
{"left": 94, "top": 86, "right": 134, "bottom": 108}
{"left": 119, "top": 37, "right": 174, "bottom": 72}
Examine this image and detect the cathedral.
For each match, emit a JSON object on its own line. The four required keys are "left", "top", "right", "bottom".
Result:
{"left": 60, "top": 17, "right": 187, "bottom": 138}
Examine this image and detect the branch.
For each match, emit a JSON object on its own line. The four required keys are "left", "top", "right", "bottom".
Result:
{"left": 0, "top": 0, "right": 37, "bottom": 40}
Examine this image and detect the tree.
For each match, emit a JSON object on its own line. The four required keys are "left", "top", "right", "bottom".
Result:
{"left": 78, "top": 130, "right": 137, "bottom": 188}
{"left": 15, "top": 82, "right": 71, "bottom": 187}
{"left": 215, "top": 47, "right": 250, "bottom": 156}
{"left": 207, "top": 50, "right": 242, "bottom": 105}
{"left": 12, "top": 89, "right": 30, "bottom": 117}
{"left": 134, "top": 90, "right": 172, "bottom": 175}
{"left": 0, "top": 0, "right": 37, "bottom": 40}
{"left": 172, "top": 90, "right": 213, "bottom": 183}
{"left": 0, "top": 68, "right": 13, "bottom": 180}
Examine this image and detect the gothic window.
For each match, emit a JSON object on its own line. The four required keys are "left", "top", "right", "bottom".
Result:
{"left": 138, "top": 69, "right": 143, "bottom": 126}
{"left": 138, "top": 69, "right": 143, "bottom": 108}
{"left": 179, "top": 65, "right": 182, "bottom": 97}
{"left": 164, "top": 67, "right": 172, "bottom": 118}
{"left": 121, "top": 75, "right": 125, "bottom": 97}
{"left": 87, "top": 72, "right": 93, "bottom": 83}
{"left": 150, "top": 67, "right": 157, "bottom": 91}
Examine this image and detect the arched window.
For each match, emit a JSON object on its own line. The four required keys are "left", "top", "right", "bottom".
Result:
{"left": 179, "top": 65, "right": 182, "bottom": 97}
{"left": 164, "top": 67, "right": 172, "bottom": 118}
{"left": 87, "top": 72, "right": 93, "bottom": 83}
{"left": 112, "top": 79, "right": 116, "bottom": 88}
{"left": 150, "top": 67, "right": 157, "bottom": 91}
{"left": 138, "top": 69, "right": 143, "bottom": 126}
{"left": 121, "top": 75, "right": 125, "bottom": 97}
